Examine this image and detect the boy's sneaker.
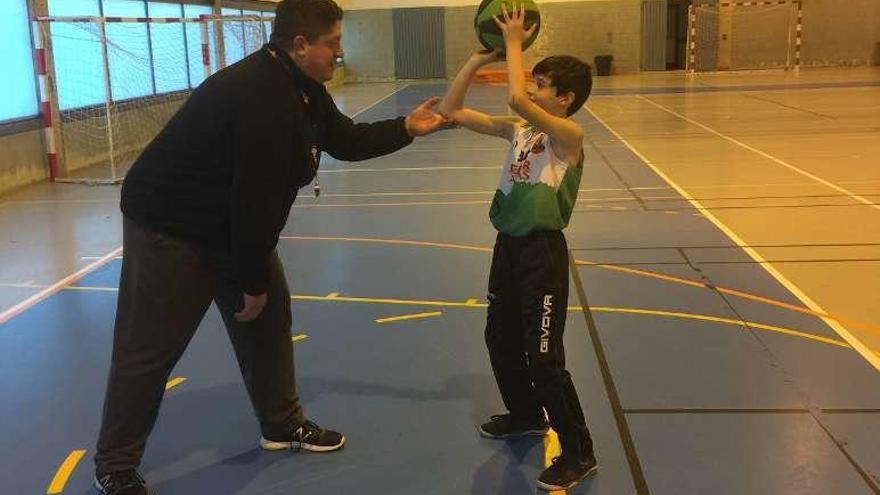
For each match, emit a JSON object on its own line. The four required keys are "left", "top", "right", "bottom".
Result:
{"left": 93, "top": 470, "right": 150, "bottom": 495}
{"left": 260, "top": 420, "right": 345, "bottom": 452}
{"left": 479, "top": 413, "right": 549, "bottom": 439}
{"left": 536, "top": 455, "right": 598, "bottom": 491}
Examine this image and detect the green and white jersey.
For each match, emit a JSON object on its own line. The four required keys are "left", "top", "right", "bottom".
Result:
{"left": 490, "top": 122, "right": 584, "bottom": 236}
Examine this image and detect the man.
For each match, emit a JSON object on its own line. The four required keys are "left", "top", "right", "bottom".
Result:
{"left": 93, "top": 1, "right": 447, "bottom": 494}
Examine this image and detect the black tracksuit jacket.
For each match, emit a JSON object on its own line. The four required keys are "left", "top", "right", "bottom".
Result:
{"left": 121, "top": 44, "right": 413, "bottom": 295}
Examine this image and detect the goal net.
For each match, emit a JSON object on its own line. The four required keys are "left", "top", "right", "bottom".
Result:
{"left": 35, "top": 15, "right": 269, "bottom": 184}
{"left": 688, "top": 1, "right": 802, "bottom": 73}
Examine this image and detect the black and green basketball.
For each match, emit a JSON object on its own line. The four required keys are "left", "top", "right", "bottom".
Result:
{"left": 474, "top": 0, "right": 541, "bottom": 52}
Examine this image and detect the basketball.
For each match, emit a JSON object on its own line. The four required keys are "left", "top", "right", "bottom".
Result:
{"left": 474, "top": 0, "right": 541, "bottom": 52}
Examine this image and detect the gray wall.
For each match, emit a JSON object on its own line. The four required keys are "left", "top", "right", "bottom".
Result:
{"left": 801, "top": 0, "right": 880, "bottom": 67}
{"left": 695, "top": 0, "right": 880, "bottom": 70}
{"left": 350, "top": 0, "right": 643, "bottom": 82}
{"left": 0, "top": 127, "right": 46, "bottom": 195}
{"left": 342, "top": 9, "right": 397, "bottom": 81}
{"left": 527, "top": 0, "right": 642, "bottom": 74}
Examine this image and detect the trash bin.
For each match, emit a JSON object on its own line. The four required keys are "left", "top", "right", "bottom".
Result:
{"left": 594, "top": 55, "right": 613, "bottom": 76}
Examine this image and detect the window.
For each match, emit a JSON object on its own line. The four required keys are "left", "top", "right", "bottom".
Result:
{"left": 0, "top": 0, "right": 38, "bottom": 121}
{"left": 49, "top": 0, "right": 104, "bottom": 110}
{"left": 183, "top": 3, "right": 214, "bottom": 84}
{"left": 242, "top": 10, "right": 265, "bottom": 54}
{"left": 261, "top": 11, "right": 273, "bottom": 44}
{"left": 148, "top": 2, "right": 188, "bottom": 92}
{"left": 48, "top": 0, "right": 100, "bottom": 16}
{"left": 103, "top": 0, "right": 153, "bottom": 100}
{"left": 221, "top": 8, "right": 245, "bottom": 66}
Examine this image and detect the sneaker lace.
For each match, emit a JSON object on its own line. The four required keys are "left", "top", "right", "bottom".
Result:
{"left": 291, "top": 420, "right": 322, "bottom": 452}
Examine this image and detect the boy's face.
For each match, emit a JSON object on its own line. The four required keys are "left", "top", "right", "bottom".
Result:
{"left": 293, "top": 21, "right": 344, "bottom": 83}
{"left": 528, "top": 74, "right": 571, "bottom": 117}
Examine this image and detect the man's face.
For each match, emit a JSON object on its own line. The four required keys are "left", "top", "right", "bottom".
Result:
{"left": 295, "top": 21, "right": 344, "bottom": 83}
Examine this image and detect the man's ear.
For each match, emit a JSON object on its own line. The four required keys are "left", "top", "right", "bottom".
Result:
{"left": 292, "top": 35, "right": 309, "bottom": 57}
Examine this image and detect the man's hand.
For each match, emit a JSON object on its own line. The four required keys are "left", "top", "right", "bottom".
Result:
{"left": 405, "top": 96, "right": 452, "bottom": 137}
{"left": 235, "top": 292, "right": 268, "bottom": 322}
{"left": 493, "top": 2, "right": 538, "bottom": 45}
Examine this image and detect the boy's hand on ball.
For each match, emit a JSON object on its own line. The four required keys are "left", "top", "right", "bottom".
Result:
{"left": 494, "top": 2, "right": 537, "bottom": 43}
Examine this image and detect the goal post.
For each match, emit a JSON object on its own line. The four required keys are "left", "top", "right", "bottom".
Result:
{"left": 687, "top": 1, "right": 802, "bottom": 74}
{"left": 33, "top": 15, "right": 269, "bottom": 185}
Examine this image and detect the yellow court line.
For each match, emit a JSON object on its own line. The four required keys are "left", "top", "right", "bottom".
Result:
{"left": 318, "top": 165, "right": 501, "bottom": 173}
{"left": 291, "top": 292, "right": 862, "bottom": 352}
{"left": 543, "top": 430, "right": 565, "bottom": 495}
{"left": 375, "top": 311, "right": 443, "bottom": 324}
{"left": 589, "top": 306, "right": 851, "bottom": 349}
{"left": 281, "top": 236, "right": 494, "bottom": 255}
{"left": 290, "top": 197, "right": 642, "bottom": 209}
{"left": 318, "top": 187, "right": 648, "bottom": 198}
{"left": 281, "top": 235, "right": 880, "bottom": 335}
{"left": 295, "top": 293, "right": 484, "bottom": 309}
{"left": 292, "top": 334, "right": 309, "bottom": 343}
{"left": 45, "top": 237, "right": 880, "bottom": 340}
{"left": 47, "top": 449, "right": 86, "bottom": 494}
{"left": 578, "top": 260, "right": 880, "bottom": 336}
{"left": 165, "top": 377, "right": 187, "bottom": 390}
{"left": 588, "top": 104, "right": 880, "bottom": 373}
{"left": 292, "top": 200, "right": 492, "bottom": 209}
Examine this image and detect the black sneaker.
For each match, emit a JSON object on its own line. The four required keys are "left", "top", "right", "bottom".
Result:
{"left": 260, "top": 420, "right": 345, "bottom": 452}
{"left": 93, "top": 470, "right": 150, "bottom": 495}
{"left": 536, "top": 455, "right": 599, "bottom": 491}
{"left": 479, "top": 413, "right": 549, "bottom": 439}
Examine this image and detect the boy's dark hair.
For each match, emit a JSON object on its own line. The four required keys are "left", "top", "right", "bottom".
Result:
{"left": 271, "top": 0, "right": 343, "bottom": 48}
{"left": 533, "top": 56, "right": 592, "bottom": 116}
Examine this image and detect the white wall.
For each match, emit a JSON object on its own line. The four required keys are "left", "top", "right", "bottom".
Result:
{"left": 345, "top": 0, "right": 600, "bottom": 10}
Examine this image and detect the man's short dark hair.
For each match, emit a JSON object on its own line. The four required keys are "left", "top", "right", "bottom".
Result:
{"left": 533, "top": 56, "right": 592, "bottom": 116}
{"left": 271, "top": 0, "right": 343, "bottom": 48}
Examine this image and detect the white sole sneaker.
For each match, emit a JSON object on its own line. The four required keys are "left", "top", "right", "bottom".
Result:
{"left": 260, "top": 435, "right": 346, "bottom": 453}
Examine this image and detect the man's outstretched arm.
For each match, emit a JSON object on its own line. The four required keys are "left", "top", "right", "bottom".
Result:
{"left": 323, "top": 96, "right": 448, "bottom": 161}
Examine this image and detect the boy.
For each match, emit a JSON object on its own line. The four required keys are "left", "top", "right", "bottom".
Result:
{"left": 437, "top": 3, "right": 596, "bottom": 491}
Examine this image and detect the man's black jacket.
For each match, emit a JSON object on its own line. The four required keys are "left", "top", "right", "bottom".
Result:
{"left": 122, "top": 45, "right": 413, "bottom": 295}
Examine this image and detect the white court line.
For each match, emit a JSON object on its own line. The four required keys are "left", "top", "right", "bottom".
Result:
{"left": 0, "top": 247, "right": 122, "bottom": 326}
{"left": 0, "top": 282, "right": 39, "bottom": 289}
{"left": 348, "top": 84, "right": 411, "bottom": 117}
{"left": 636, "top": 95, "right": 880, "bottom": 212}
{"left": 586, "top": 106, "right": 880, "bottom": 372}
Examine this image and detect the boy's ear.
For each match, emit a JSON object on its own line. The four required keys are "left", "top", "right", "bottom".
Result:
{"left": 557, "top": 91, "right": 575, "bottom": 110}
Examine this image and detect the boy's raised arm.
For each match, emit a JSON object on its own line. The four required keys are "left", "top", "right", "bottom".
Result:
{"left": 438, "top": 50, "right": 518, "bottom": 141}
{"left": 495, "top": 3, "right": 583, "bottom": 149}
